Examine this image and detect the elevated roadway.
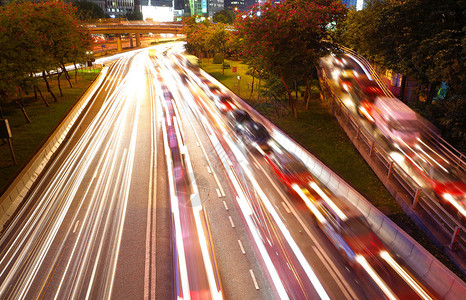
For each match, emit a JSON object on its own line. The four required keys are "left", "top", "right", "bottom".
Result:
{"left": 87, "top": 21, "right": 184, "bottom": 51}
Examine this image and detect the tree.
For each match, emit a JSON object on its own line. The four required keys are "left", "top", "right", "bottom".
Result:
{"left": 206, "top": 23, "right": 232, "bottom": 74}
{"left": 182, "top": 16, "right": 212, "bottom": 59}
{"left": 213, "top": 9, "right": 235, "bottom": 24}
{"left": 125, "top": 10, "right": 143, "bottom": 21}
{"left": 71, "top": 0, "right": 107, "bottom": 21}
{"left": 235, "top": 0, "right": 347, "bottom": 117}
{"left": 0, "top": 1, "right": 92, "bottom": 121}
{"left": 339, "top": 0, "right": 465, "bottom": 151}
{"left": 340, "top": 0, "right": 465, "bottom": 102}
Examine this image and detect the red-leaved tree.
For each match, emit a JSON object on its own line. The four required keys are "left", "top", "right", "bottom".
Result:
{"left": 235, "top": 0, "right": 346, "bottom": 117}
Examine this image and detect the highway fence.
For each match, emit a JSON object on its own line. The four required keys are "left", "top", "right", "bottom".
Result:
{"left": 338, "top": 45, "right": 466, "bottom": 167}
{"left": 200, "top": 67, "right": 466, "bottom": 298}
{"left": 317, "top": 64, "right": 466, "bottom": 273}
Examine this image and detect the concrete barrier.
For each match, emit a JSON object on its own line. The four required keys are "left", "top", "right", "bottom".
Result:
{"left": 0, "top": 68, "right": 108, "bottom": 232}
{"left": 199, "top": 69, "right": 466, "bottom": 298}
{"left": 271, "top": 127, "right": 466, "bottom": 299}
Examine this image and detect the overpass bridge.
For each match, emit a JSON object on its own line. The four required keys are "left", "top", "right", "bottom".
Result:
{"left": 87, "top": 21, "right": 184, "bottom": 52}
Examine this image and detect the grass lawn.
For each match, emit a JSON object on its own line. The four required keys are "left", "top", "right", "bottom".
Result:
{"left": 0, "top": 68, "right": 100, "bottom": 193}
{"left": 201, "top": 58, "right": 464, "bottom": 278}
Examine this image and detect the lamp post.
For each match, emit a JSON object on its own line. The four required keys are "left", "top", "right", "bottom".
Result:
{"left": 237, "top": 76, "right": 241, "bottom": 96}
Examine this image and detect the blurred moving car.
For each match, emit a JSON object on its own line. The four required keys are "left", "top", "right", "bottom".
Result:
{"left": 265, "top": 151, "right": 314, "bottom": 192}
{"left": 227, "top": 109, "right": 271, "bottom": 153}
{"left": 227, "top": 109, "right": 253, "bottom": 133}
{"left": 200, "top": 79, "right": 222, "bottom": 98}
{"left": 405, "top": 150, "right": 466, "bottom": 215}
{"left": 332, "top": 54, "right": 347, "bottom": 68}
{"left": 351, "top": 76, "right": 384, "bottom": 121}
{"left": 371, "top": 96, "right": 420, "bottom": 146}
{"left": 241, "top": 121, "right": 271, "bottom": 153}
{"left": 213, "top": 94, "right": 236, "bottom": 113}
{"left": 315, "top": 199, "right": 385, "bottom": 265}
{"left": 338, "top": 66, "right": 357, "bottom": 93}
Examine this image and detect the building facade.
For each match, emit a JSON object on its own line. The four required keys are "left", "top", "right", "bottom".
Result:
{"left": 106, "top": 0, "right": 135, "bottom": 17}
{"left": 208, "top": 0, "right": 224, "bottom": 17}
{"left": 341, "top": 0, "right": 364, "bottom": 10}
{"left": 224, "top": 0, "right": 245, "bottom": 11}
{"left": 140, "top": 0, "right": 174, "bottom": 21}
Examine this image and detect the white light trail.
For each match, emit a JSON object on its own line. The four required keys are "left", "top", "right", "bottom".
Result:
{"left": 161, "top": 101, "right": 191, "bottom": 300}
{"left": 380, "top": 251, "right": 432, "bottom": 300}
{"left": 292, "top": 185, "right": 327, "bottom": 223}
{"left": 309, "top": 182, "right": 347, "bottom": 221}
{"left": 196, "top": 120, "right": 288, "bottom": 298}
{"left": 346, "top": 54, "right": 373, "bottom": 80}
{"left": 442, "top": 194, "right": 466, "bottom": 218}
{"left": 173, "top": 96, "right": 223, "bottom": 299}
{"left": 356, "top": 256, "right": 398, "bottom": 300}
{"left": 223, "top": 136, "right": 330, "bottom": 300}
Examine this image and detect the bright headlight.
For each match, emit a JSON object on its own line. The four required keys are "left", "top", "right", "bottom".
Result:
{"left": 442, "top": 193, "right": 453, "bottom": 202}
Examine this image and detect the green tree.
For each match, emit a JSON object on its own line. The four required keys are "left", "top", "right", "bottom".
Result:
{"left": 340, "top": 0, "right": 465, "bottom": 102}
{"left": 125, "top": 10, "right": 143, "bottom": 21}
{"left": 339, "top": 0, "right": 465, "bottom": 151}
{"left": 206, "top": 23, "right": 232, "bottom": 74}
{"left": 71, "top": 0, "right": 107, "bottom": 21}
{"left": 182, "top": 15, "right": 212, "bottom": 59}
{"left": 0, "top": 1, "right": 92, "bottom": 122}
{"left": 213, "top": 9, "right": 235, "bottom": 24}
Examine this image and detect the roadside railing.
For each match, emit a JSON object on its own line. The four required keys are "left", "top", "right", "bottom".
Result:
{"left": 199, "top": 68, "right": 466, "bottom": 298}
{"left": 338, "top": 45, "right": 466, "bottom": 166}
{"left": 318, "top": 66, "right": 465, "bottom": 270}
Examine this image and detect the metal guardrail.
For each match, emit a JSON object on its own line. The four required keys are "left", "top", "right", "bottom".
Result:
{"left": 272, "top": 130, "right": 466, "bottom": 299}
{"left": 338, "top": 45, "right": 466, "bottom": 167}
{"left": 318, "top": 66, "right": 466, "bottom": 271}
{"left": 198, "top": 68, "right": 466, "bottom": 298}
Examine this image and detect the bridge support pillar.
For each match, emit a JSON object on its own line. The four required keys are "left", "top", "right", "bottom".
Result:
{"left": 116, "top": 35, "right": 123, "bottom": 52}
{"left": 129, "top": 33, "right": 134, "bottom": 48}
{"left": 136, "top": 33, "right": 141, "bottom": 47}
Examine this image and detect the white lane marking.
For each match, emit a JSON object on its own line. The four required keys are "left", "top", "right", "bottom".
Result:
{"left": 238, "top": 240, "right": 246, "bottom": 254}
{"left": 224, "top": 135, "right": 330, "bottom": 300}
{"left": 212, "top": 170, "right": 226, "bottom": 197}
{"left": 281, "top": 202, "right": 291, "bottom": 214}
{"left": 216, "top": 189, "right": 222, "bottom": 198}
{"left": 207, "top": 166, "right": 212, "bottom": 174}
{"left": 176, "top": 73, "right": 288, "bottom": 298}
{"left": 73, "top": 220, "right": 80, "bottom": 233}
{"left": 249, "top": 154, "right": 359, "bottom": 300}
{"left": 145, "top": 61, "right": 158, "bottom": 300}
{"left": 174, "top": 93, "right": 226, "bottom": 198}
{"left": 223, "top": 201, "right": 229, "bottom": 211}
{"left": 161, "top": 97, "right": 191, "bottom": 298}
{"left": 312, "top": 246, "right": 355, "bottom": 300}
{"left": 228, "top": 216, "right": 235, "bottom": 228}
{"left": 249, "top": 269, "right": 260, "bottom": 290}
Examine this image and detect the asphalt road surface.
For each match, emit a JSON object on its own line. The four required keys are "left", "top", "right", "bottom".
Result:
{"left": 0, "top": 45, "right": 439, "bottom": 300}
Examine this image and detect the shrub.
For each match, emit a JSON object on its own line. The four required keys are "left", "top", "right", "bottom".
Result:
{"left": 213, "top": 53, "right": 223, "bottom": 64}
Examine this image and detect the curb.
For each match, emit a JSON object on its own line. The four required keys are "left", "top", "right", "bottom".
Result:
{"left": 0, "top": 67, "right": 109, "bottom": 232}
{"left": 200, "top": 68, "right": 466, "bottom": 299}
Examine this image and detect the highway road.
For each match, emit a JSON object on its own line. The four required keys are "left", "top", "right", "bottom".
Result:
{"left": 0, "top": 44, "right": 441, "bottom": 299}
{"left": 320, "top": 54, "right": 466, "bottom": 223}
